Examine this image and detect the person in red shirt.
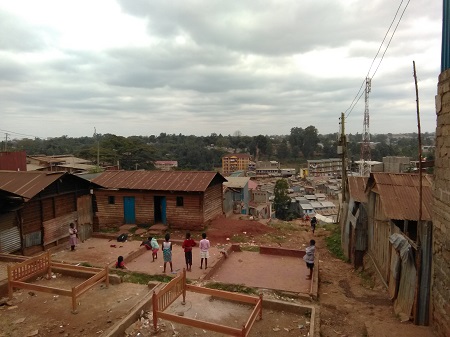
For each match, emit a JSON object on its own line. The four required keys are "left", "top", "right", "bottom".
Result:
{"left": 115, "top": 255, "right": 127, "bottom": 269}
{"left": 182, "top": 232, "right": 196, "bottom": 271}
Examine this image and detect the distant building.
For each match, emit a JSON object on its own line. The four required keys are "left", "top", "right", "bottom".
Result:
{"left": 0, "top": 151, "right": 26, "bottom": 171}
{"left": 307, "top": 158, "right": 343, "bottom": 177}
{"left": 27, "top": 155, "right": 96, "bottom": 174}
{"left": 256, "top": 161, "right": 280, "bottom": 176}
{"left": 222, "top": 153, "right": 251, "bottom": 175}
{"left": 382, "top": 156, "right": 410, "bottom": 173}
{"left": 223, "top": 177, "right": 250, "bottom": 216}
{"left": 154, "top": 161, "right": 178, "bottom": 171}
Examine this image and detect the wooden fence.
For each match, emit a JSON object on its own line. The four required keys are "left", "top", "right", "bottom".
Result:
{"left": 152, "top": 269, "right": 263, "bottom": 336}
{"left": 7, "top": 251, "right": 109, "bottom": 312}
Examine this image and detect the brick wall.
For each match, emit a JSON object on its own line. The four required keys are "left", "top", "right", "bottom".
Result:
{"left": 433, "top": 69, "right": 450, "bottom": 337}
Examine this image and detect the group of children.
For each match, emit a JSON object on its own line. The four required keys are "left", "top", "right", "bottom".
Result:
{"left": 116, "top": 232, "right": 211, "bottom": 273}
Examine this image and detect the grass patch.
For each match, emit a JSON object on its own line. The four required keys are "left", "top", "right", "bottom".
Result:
{"left": 240, "top": 245, "right": 260, "bottom": 252}
{"left": 204, "top": 282, "right": 257, "bottom": 295}
{"left": 264, "top": 233, "right": 286, "bottom": 243}
{"left": 111, "top": 270, "right": 173, "bottom": 284}
{"left": 359, "top": 270, "right": 376, "bottom": 289}
{"left": 325, "top": 225, "right": 347, "bottom": 261}
{"left": 268, "top": 221, "right": 299, "bottom": 231}
{"left": 79, "top": 262, "right": 93, "bottom": 267}
{"left": 231, "top": 234, "right": 247, "bottom": 243}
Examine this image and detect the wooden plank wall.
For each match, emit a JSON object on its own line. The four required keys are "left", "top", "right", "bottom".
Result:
{"left": 43, "top": 211, "right": 78, "bottom": 245}
{"left": 21, "top": 200, "right": 42, "bottom": 235}
{"left": 203, "top": 185, "right": 223, "bottom": 222}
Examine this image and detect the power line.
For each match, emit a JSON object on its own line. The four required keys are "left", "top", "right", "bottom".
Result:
{"left": 0, "top": 128, "right": 40, "bottom": 139}
{"left": 371, "top": 0, "right": 411, "bottom": 79}
{"left": 345, "top": 0, "right": 410, "bottom": 118}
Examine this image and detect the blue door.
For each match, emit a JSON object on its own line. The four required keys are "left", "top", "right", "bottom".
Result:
{"left": 154, "top": 196, "right": 167, "bottom": 224}
{"left": 123, "top": 196, "right": 136, "bottom": 224}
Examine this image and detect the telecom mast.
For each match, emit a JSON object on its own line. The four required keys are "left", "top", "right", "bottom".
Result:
{"left": 360, "top": 77, "right": 372, "bottom": 176}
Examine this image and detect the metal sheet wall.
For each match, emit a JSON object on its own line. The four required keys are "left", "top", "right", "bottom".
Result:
{"left": 24, "top": 231, "right": 42, "bottom": 248}
{"left": 394, "top": 250, "right": 417, "bottom": 321}
{"left": 0, "top": 212, "right": 21, "bottom": 253}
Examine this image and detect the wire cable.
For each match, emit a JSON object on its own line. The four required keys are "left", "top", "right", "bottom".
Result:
{"left": 0, "top": 129, "right": 40, "bottom": 139}
{"left": 345, "top": 0, "right": 410, "bottom": 118}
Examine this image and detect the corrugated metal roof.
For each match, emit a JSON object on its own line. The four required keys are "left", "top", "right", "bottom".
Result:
{"left": 0, "top": 171, "right": 65, "bottom": 200}
{"left": 91, "top": 170, "right": 226, "bottom": 192}
{"left": 368, "top": 173, "right": 432, "bottom": 221}
{"left": 348, "top": 176, "right": 368, "bottom": 202}
{"left": 223, "top": 177, "right": 250, "bottom": 188}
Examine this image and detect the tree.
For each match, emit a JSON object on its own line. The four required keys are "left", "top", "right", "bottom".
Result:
{"left": 289, "top": 127, "right": 304, "bottom": 157}
{"left": 273, "top": 179, "right": 290, "bottom": 220}
{"left": 302, "top": 125, "right": 319, "bottom": 159}
{"left": 277, "top": 139, "right": 290, "bottom": 161}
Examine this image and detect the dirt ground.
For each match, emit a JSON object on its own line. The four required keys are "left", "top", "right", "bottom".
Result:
{"left": 0, "top": 215, "right": 437, "bottom": 337}
{"left": 0, "top": 275, "right": 151, "bottom": 337}
{"left": 125, "top": 292, "right": 312, "bottom": 337}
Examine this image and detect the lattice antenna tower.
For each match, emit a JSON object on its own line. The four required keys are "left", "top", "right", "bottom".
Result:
{"left": 360, "top": 77, "right": 372, "bottom": 176}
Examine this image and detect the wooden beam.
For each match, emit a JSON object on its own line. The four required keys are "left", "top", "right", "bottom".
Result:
{"left": 10, "top": 281, "right": 71, "bottom": 296}
{"left": 157, "top": 311, "right": 242, "bottom": 337}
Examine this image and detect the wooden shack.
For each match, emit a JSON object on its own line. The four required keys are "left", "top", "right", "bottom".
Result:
{"left": 92, "top": 171, "right": 226, "bottom": 231}
{"left": 0, "top": 171, "right": 96, "bottom": 255}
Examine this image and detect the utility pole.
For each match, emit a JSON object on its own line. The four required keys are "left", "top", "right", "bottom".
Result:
{"left": 94, "top": 127, "right": 100, "bottom": 170}
{"left": 4, "top": 133, "right": 8, "bottom": 152}
{"left": 360, "top": 77, "right": 372, "bottom": 176}
{"left": 339, "top": 113, "right": 347, "bottom": 202}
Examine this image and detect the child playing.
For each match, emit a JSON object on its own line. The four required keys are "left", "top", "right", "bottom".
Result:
{"left": 69, "top": 223, "right": 78, "bottom": 251}
{"left": 162, "top": 233, "right": 173, "bottom": 273}
{"left": 303, "top": 239, "right": 316, "bottom": 279}
{"left": 140, "top": 237, "right": 152, "bottom": 250}
{"left": 115, "top": 256, "right": 127, "bottom": 269}
{"left": 199, "top": 232, "right": 210, "bottom": 269}
{"left": 182, "top": 232, "right": 196, "bottom": 271}
{"left": 150, "top": 237, "right": 159, "bottom": 262}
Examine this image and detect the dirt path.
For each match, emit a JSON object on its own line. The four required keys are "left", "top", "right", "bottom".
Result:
{"left": 1, "top": 216, "right": 437, "bottom": 336}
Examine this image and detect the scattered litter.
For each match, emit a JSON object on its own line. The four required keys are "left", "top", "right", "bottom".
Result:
{"left": 13, "top": 318, "right": 25, "bottom": 324}
{"left": 273, "top": 327, "right": 281, "bottom": 332}
{"left": 110, "top": 245, "right": 116, "bottom": 248}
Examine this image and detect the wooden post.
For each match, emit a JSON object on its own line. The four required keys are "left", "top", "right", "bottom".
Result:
{"left": 259, "top": 293, "right": 263, "bottom": 320}
{"left": 47, "top": 251, "right": 52, "bottom": 280}
{"left": 7, "top": 265, "right": 13, "bottom": 299}
{"left": 71, "top": 287, "right": 77, "bottom": 313}
{"left": 152, "top": 291, "right": 158, "bottom": 331}
{"left": 182, "top": 268, "right": 186, "bottom": 304}
{"left": 105, "top": 265, "right": 109, "bottom": 288}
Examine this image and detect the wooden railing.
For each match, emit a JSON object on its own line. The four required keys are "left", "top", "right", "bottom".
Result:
{"left": 152, "top": 269, "right": 263, "bottom": 336}
{"left": 7, "top": 251, "right": 109, "bottom": 312}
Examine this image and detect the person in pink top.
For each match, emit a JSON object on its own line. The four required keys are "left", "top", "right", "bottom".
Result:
{"left": 199, "top": 232, "right": 210, "bottom": 269}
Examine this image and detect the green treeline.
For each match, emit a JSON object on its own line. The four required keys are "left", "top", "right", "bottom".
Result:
{"left": 5, "top": 128, "right": 435, "bottom": 171}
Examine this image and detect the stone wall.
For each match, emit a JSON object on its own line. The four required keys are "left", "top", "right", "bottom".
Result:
{"left": 433, "top": 69, "right": 450, "bottom": 337}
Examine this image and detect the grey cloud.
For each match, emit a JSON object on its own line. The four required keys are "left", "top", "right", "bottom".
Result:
{"left": 0, "top": 10, "right": 54, "bottom": 51}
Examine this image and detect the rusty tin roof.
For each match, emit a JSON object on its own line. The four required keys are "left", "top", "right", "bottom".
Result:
{"left": 92, "top": 171, "right": 226, "bottom": 192}
{"left": 0, "top": 171, "right": 65, "bottom": 200}
{"left": 367, "top": 172, "right": 433, "bottom": 221}
{"left": 348, "top": 176, "right": 368, "bottom": 203}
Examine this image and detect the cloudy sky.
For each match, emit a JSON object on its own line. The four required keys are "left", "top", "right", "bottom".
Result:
{"left": 0, "top": 0, "right": 442, "bottom": 139}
